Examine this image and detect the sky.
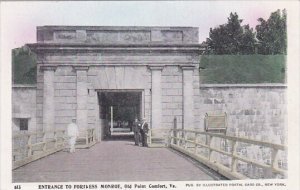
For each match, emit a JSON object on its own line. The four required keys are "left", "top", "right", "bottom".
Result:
{"left": 1, "top": 1, "right": 289, "bottom": 51}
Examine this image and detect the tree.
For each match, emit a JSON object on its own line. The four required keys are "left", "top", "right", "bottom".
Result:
{"left": 12, "top": 46, "right": 37, "bottom": 84}
{"left": 206, "top": 12, "right": 256, "bottom": 54}
{"left": 256, "top": 9, "right": 287, "bottom": 54}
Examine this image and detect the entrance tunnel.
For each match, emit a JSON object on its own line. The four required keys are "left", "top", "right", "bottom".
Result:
{"left": 97, "top": 91, "right": 143, "bottom": 140}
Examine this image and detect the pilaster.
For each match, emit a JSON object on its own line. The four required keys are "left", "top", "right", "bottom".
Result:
{"left": 181, "top": 65, "right": 195, "bottom": 129}
{"left": 74, "top": 66, "right": 89, "bottom": 132}
{"left": 41, "top": 66, "right": 56, "bottom": 132}
{"left": 149, "top": 65, "right": 164, "bottom": 128}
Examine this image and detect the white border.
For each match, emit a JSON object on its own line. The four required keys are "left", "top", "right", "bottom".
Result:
{"left": 1, "top": 1, "right": 299, "bottom": 190}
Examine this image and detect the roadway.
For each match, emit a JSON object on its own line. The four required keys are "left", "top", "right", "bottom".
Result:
{"left": 13, "top": 135, "right": 225, "bottom": 182}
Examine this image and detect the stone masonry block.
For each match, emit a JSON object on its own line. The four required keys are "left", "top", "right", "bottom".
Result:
{"left": 55, "top": 67, "right": 75, "bottom": 76}
{"left": 172, "top": 82, "right": 182, "bottom": 89}
{"left": 55, "top": 83, "right": 76, "bottom": 90}
{"left": 161, "top": 123, "right": 173, "bottom": 128}
{"left": 214, "top": 98, "right": 225, "bottom": 104}
{"left": 165, "top": 103, "right": 177, "bottom": 109}
{"left": 88, "top": 110, "right": 96, "bottom": 117}
{"left": 88, "top": 116, "right": 96, "bottom": 124}
{"left": 161, "top": 83, "right": 172, "bottom": 89}
{"left": 37, "top": 82, "right": 44, "bottom": 90}
{"left": 77, "top": 85, "right": 88, "bottom": 96}
{"left": 36, "top": 117, "right": 43, "bottom": 125}
{"left": 172, "top": 96, "right": 182, "bottom": 103}
{"left": 162, "top": 110, "right": 172, "bottom": 116}
{"left": 56, "top": 110, "right": 76, "bottom": 117}
{"left": 55, "top": 96, "right": 76, "bottom": 103}
{"left": 244, "top": 109, "right": 255, "bottom": 115}
{"left": 55, "top": 103, "right": 76, "bottom": 110}
{"left": 162, "top": 116, "right": 175, "bottom": 123}
{"left": 166, "top": 89, "right": 179, "bottom": 96}
{"left": 36, "top": 110, "right": 43, "bottom": 117}
{"left": 55, "top": 90, "right": 76, "bottom": 97}
{"left": 36, "top": 104, "right": 43, "bottom": 110}
{"left": 37, "top": 75, "right": 44, "bottom": 82}
{"left": 77, "top": 98, "right": 87, "bottom": 109}
{"left": 36, "top": 96, "right": 43, "bottom": 104}
{"left": 77, "top": 75, "right": 88, "bottom": 82}
{"left": 55, "top": 116, "right": 73, "bottom": 124}
{"left": 162, "top": 96, "right": 173, "bottom": 103}
{"left": 36, "top": 90, "right": 43, "bottom": 97}
{"left": 88, "top": 104, "right": 96, "bottom": 110}
{"left": 203, "top": 98, "right": 213, "bottom": 104}
{"left": 166, "top": 76, "right": 182, "bottom": 83}
{"left": 54, "top": 76, "right": 76, "bottom": 83}
{"left": 173, "top": 109, "right": 182, "bottom": 116}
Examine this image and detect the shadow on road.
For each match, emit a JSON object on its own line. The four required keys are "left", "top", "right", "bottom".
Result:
{"left": 104, "top": 134, "right": 135, "bottom": 142}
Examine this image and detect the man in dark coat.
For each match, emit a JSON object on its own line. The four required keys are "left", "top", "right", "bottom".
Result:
{"left": 140, "top": 118, "right": 149, "bottom": 147}
{"left": 133, "top": 118, "right": 140, "bottom": 145}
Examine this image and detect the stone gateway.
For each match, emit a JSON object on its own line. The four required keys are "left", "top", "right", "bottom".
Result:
{"left": 22, "top": 26, "right": 286, "bottom": 144}
{"left": 27, "top": 26, "right": 204, "bottom": 140}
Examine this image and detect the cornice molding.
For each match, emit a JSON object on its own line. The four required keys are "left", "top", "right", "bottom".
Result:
{"left": 39, "top": 65, "right": 57, "bottom": 71}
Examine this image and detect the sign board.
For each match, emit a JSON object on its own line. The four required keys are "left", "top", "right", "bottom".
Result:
{"left": 204, "top": 112, "right": 227, "bottom": 134}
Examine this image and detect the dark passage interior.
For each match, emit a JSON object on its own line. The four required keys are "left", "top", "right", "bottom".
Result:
{"left": 98, "top": 90, "right": 142, "bottom": 140}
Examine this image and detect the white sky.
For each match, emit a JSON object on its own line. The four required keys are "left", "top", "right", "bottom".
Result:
{"left": 1, "top": 1, "right": 289, "bottom": 51}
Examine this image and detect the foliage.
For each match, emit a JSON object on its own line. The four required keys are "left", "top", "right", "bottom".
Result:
{"left": 12, "top": 46, "right": 37, "bottom": 84}
{"left": 256, "top": 9, "right": 287, "bottom": 54}
{"left": 199, "top": 55, "right": 286, "bottom": 84}
{"left": 206, "top": 12, "right": 256, "bottom": 54}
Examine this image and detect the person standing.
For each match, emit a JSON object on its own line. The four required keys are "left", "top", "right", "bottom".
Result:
{"left": 140, "top": 118, "right": 149, "bottom": 147}
{"left": 67, "top": 118, "right": 79, "bottom": 153}
{"left": 133, "top": 118, "right": 140, "bottom": 145}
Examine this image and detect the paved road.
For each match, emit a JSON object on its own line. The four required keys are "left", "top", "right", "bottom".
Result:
{"left": 13, "top": 136, "right": 220, "bottom": 182}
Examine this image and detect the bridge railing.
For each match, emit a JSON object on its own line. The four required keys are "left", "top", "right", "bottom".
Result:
{"left": 169, "top": 128, "right": 287, "bottom": 180}
{"left": 147, "top": 128, "right": 170, "bottom": 147}
{"left": 13, "top": 128, "right": 97, "bottom": 169}
{"left": 13, "top": 130, "right": 66, "bottom": 169}
{"left": 76, "top": 128, "right": 97, "bottom": 148}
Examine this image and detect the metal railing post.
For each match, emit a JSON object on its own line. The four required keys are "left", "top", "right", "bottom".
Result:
{"left": 169, "top": 129, "right": 173, "bottom": 145}
{"left": 42, "top": 132, "right": 47, "bottom": 152}
{"left": 86, "top": 130, "right": 89, "bottom": 145}
{"left": 271, "top": 148, "right": 279, "bottom": 171}
{"left": 149, "top": 129, "right": 152, "bottom": 145}
{"left": 194, "top": 133, "right": 198, "bottom": 154}
{"left": 173, "top": 117, "right": 177, "bottom": 145}
{"left": 93, "top": 129, "right": 95, "bottom": 143}
{"left": 207, "top": 135, "right": 213, "bottom": 161}
{"left": 184, "top": 131, "right": 188, "bottom": 149}
{"left": 27, "top": 135, "right": 32, "bottom": 157}
{"left": 54, "top": 131, "right": 57, "bottom": 148}
{"left": 62, "top": 130, "right": 66, "bottom": 146}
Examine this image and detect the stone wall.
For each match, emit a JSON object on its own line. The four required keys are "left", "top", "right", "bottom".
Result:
{"left": 196, "top": 84, "right": 287, "bottom": 143}
{"left": 12, "top": 85, "right": 37, "bottom": 132}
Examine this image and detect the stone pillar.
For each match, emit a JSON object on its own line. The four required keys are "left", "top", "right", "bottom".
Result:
{"left": 41, "top": 66, "right": 56, "bottom": 132}
{"left": 149, "top": 66, "right": 164, "bottom": 128}
{"left": 74, "top": 66, "right": 89, "bottom": 133}
{"left": 181, "top": 65, "right": 195, "bottom": 129}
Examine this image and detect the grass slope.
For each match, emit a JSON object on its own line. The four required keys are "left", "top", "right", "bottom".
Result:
{"left": 199, "top": 55, "right": 286, "bottom": 84}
